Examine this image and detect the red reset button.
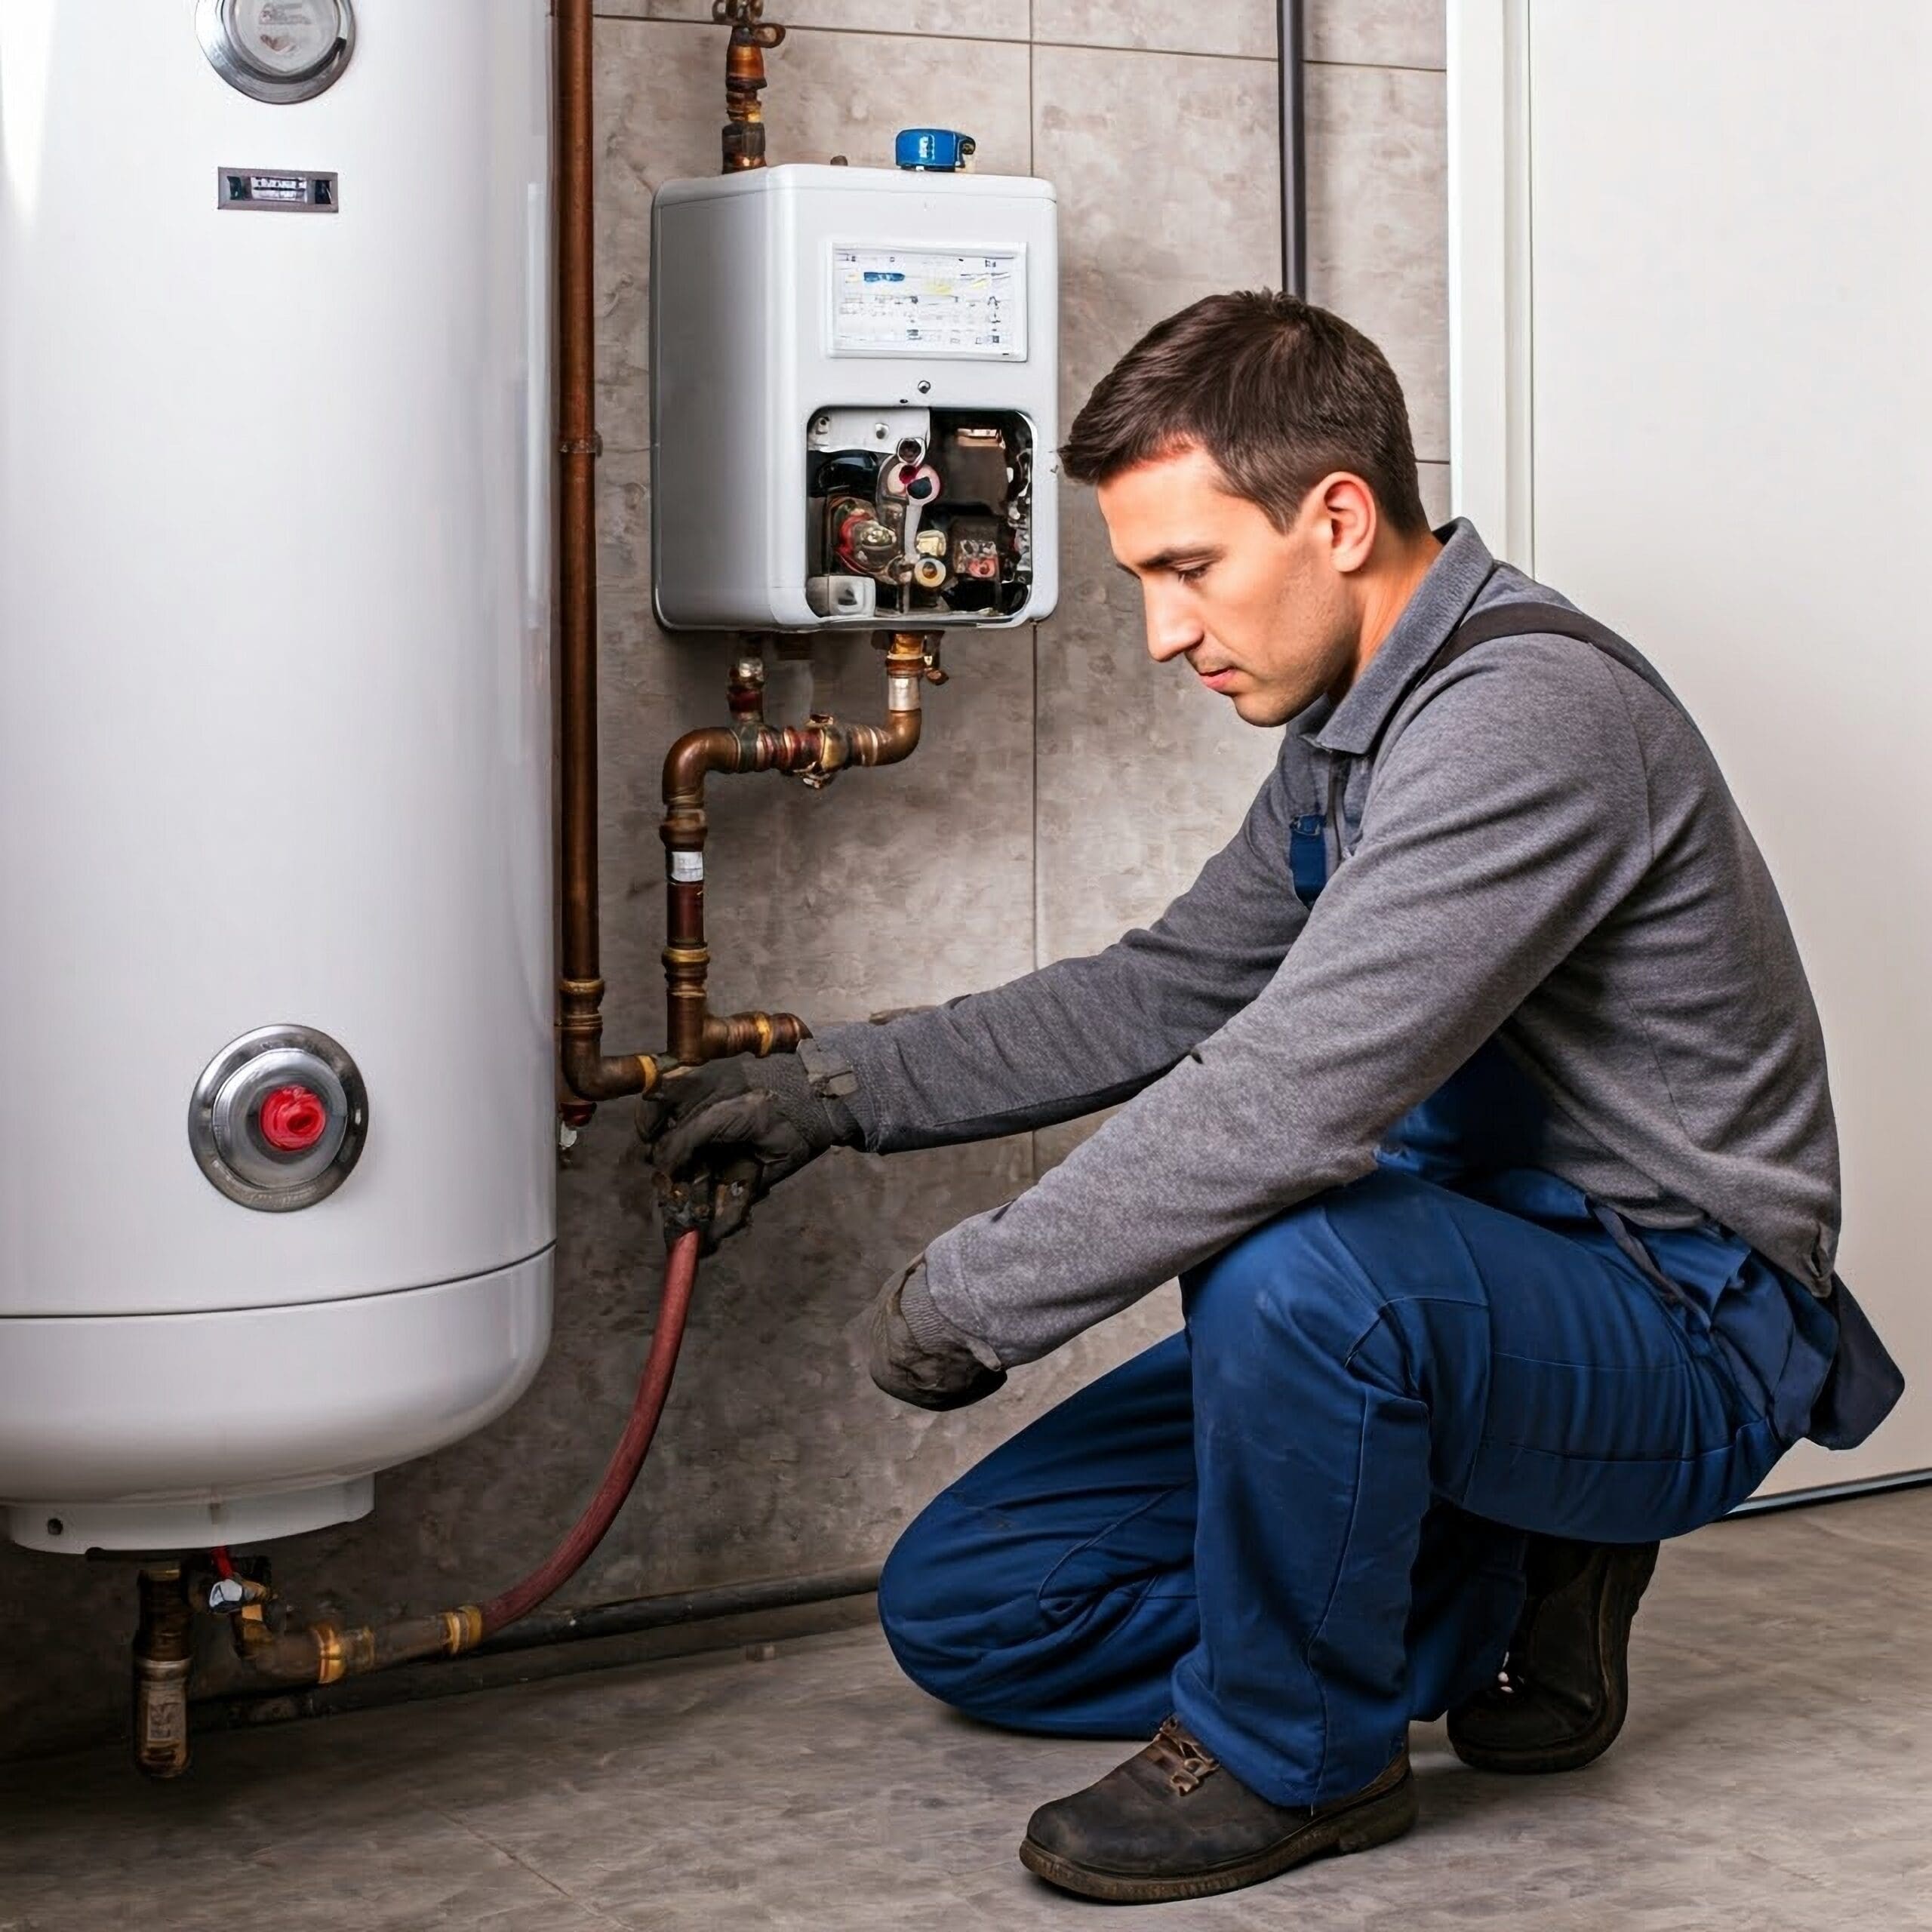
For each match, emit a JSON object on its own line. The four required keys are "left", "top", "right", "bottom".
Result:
{"left": 259, "top": 1084, "right": 331, "bottom": 1153}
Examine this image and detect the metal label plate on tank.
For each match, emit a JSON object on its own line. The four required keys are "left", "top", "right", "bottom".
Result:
{"left": 217, "top": 168, "right": 339, "bottom": 212}
{"left": 829, "top": 246, "right": 1026, "bottom": 359}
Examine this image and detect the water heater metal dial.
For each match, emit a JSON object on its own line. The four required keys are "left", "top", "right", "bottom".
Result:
{"left": 197, "top": 0, "right": 356, "bottom": 104}
{"left": 189, "top": 1024, "right": 368, "bottom": 1211}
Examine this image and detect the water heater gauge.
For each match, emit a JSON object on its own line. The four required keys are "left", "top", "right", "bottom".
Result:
{"left": 198, "top": 0, "right": 356, "bottom": 103}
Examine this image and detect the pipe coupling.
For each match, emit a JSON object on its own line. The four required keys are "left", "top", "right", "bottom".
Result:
{"left": 559, "top": 977, "right": 608, "bottom": 1023}
{"left": 313, "top": 1623, "right": 347, "bottom": 1686}
{"left": 444, "top": 1605, "right": 486, "bottom": 1655}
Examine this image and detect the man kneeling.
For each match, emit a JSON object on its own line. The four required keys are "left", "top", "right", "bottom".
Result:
{"left": 644, "top": 291, "right": 1900, "bottom": 1906}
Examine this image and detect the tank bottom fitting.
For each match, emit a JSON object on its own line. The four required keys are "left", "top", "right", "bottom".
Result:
{"left": 133, "top": 1564, "right": 194, "bottom": 1780}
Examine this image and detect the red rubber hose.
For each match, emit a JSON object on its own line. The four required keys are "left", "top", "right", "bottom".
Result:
{"left": 476, "top": 1229, "right": 702, "bottom": 1637}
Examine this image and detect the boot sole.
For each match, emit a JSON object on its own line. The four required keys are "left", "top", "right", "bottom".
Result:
{"left": 1016, "top": 1763, "right": 1417, "bottom": 1905}
{"left": 1449, "top": 1541, "right": 1660, "bottom": 1775}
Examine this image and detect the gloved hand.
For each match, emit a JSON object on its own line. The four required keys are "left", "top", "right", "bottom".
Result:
{"left": 639, "top": 1043, "right": 863, "bottom": 1251}
{"left": 868, "top": 1256, "right": 1008, "bottom": 1411}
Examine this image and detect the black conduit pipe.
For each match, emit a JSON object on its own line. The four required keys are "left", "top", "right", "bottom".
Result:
{"left": 1278, "top": 0, "right": 1308, "bottom": 297}
{"left": 194, "top": 1566, "right": 883, "bottom": 1732}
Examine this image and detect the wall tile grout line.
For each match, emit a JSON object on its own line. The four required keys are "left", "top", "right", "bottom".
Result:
{"left": 1306, "top": 57, "right": 1448, "bottom": 75}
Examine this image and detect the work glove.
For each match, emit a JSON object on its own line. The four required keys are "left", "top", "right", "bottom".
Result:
{"left": 640, "top": 1042, "right": 863, "bottom": 1252}
{"left": 868, "top": 1255, "right": 1008, "bottom": 1411}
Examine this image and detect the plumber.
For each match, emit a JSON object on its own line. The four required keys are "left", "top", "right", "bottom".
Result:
{"left": 643, "top": 289, "right": 1902, "bottom": 1906}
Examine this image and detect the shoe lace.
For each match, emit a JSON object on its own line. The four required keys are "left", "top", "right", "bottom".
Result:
{"left": 1150, "top": 1715, "right": 1221, "bottom": 1796}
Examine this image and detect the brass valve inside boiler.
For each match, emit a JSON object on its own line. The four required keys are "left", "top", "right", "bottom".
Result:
{"left": 808, "top": 415, "right": 1034, "bottom": 620}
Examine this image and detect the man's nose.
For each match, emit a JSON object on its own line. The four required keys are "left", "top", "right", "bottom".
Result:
{"left": 1143, "top": 587, "right": 1202, "bottom": 663}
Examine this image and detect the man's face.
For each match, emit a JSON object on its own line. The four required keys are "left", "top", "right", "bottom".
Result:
{"left": 1097, "top": 444, "right": 1361, "bottom": 728}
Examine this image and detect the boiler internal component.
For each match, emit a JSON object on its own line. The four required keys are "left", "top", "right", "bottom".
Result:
{"left": 807, "top": 413, "right": 1032, "bottom": 618}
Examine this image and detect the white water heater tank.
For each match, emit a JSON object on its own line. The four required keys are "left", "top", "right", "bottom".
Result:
{"left": 0, "top": 1, "right": 555, "bottom": 1554}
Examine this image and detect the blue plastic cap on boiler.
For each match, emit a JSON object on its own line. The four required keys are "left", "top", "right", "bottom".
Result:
{"left": 896, "top": 128, "right": 977, "bottom": 172}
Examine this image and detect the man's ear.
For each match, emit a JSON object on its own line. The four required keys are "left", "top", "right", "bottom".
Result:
{"left": 1311, "top": 471, "right": 1380, "bottom": 575}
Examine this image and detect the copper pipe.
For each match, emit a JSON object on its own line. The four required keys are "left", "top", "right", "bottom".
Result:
{"left": 554, "top": 0, "right": 642, "bottom": 1110}
{"left": 658, "top": 635, "right": 929, "bottom": 1063}
{"left": 232, "top": 1607, "right": 481, "bottom": 1686}
{"left": 560, "top": 974, "right": 669, "bottom": 1104}
{"left": 553, "top": 2, "right": 797, "bottom": 1106}
{"left": 554, "top": 0, "right": 907, "bottom": 1102}
{"left": 716, "top": 1, "right": 786, "bottom": 173}
{"left": 552, "top": 0, "right": 657, "bottom": 1109}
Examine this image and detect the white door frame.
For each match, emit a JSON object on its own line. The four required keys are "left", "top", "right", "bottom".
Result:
{"left": 1446, "top": 0, "right": 1534, "bottom": 565}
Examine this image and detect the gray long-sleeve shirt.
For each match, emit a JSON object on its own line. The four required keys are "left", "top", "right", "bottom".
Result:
{"left": 818, "top": 521, "right": 1841, "bottom": 1367}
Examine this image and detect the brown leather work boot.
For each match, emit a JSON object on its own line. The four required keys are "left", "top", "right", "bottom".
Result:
{"left": 1447, "top": 1536, "right": 1660, "bottom": 1774}
{"left": 1017, "top": 1716, "right": 1416, "bottom": 1904}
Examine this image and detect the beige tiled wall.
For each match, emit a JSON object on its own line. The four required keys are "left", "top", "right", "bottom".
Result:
{"left": 0, "top": 0, "right": 1451, "bottom": 1759}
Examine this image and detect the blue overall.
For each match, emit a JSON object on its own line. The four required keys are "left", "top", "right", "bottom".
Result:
{"left": 876, "top": 833, "right": 1839, "bottom": 1809}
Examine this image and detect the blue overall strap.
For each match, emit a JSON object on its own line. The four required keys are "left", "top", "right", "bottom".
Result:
{"left": 1288, "top": 814, "right": 1329, "bottom": 906}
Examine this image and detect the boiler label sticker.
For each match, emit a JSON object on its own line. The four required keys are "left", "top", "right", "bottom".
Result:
{"left": 669, "top": 852, "right": 705, "bottom": 884}
{"left": 830, "top": 246, "right": 1026, "bottom": 360}
{"left": 217, "top": 168, "right": 339, "bottom": 212}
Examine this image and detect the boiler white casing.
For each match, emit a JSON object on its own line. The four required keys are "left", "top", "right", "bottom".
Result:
{"left": 0, "top": 2, "right": 556, "bottom": 1552}
{"left": 652, "top": 165, "right": 1060, "bottom": 630}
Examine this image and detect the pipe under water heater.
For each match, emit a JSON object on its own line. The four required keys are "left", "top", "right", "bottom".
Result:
{"left": 0, "top": 3, "right": 555, "bottom": 1553}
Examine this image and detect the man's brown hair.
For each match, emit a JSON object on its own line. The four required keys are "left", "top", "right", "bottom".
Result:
{"left": 1061, "top": 290, "right": 1429, "bottom": 537}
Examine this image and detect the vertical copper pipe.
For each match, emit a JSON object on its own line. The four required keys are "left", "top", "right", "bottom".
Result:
{"left": 555, "top": 0, "right": 650, "bottom": 1108}
{"left": 558, "top": 0, "right": 598, "bottom": 1008}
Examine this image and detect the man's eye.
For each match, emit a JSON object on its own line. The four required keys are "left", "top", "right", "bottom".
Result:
{"left": 1175, "top": 565, "right": 1209, "bottom": 586}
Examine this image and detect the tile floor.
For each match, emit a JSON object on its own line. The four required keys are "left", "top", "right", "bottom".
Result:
{"left": 2, "top": 1490, "right": 1927, "bottom": 1932}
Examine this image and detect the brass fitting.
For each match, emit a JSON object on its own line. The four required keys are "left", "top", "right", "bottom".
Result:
{"left": 132, "top": 1564, "right": 194, "bottom": 1780}
{"left": 706, "top": 1009, "right": 807, "bottom": 1059}
{"left": 226, "top": 1598, "right": 491, "bottom": 1688}
{"left": 558, "top": 976, "right": 658, "bottom": 1103}
{"left": 651, "top": 634, "right": 934, "bottom": 1065}
{"left": 715, "top": 1, "right": 786, "bottom": 173}
{"left": 445, "top": 1605, "right": 486, "bottom": 1656}
{"left": 314, "top": 1623, "right": 347, "bottom": 1686}
{"left": 728, "top": 647, "right": 768, "bottom": 724}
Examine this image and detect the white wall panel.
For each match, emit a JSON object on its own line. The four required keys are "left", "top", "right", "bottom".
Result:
{"left": 1451, "top": 0, "right": 1932, "bottom": 1491}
